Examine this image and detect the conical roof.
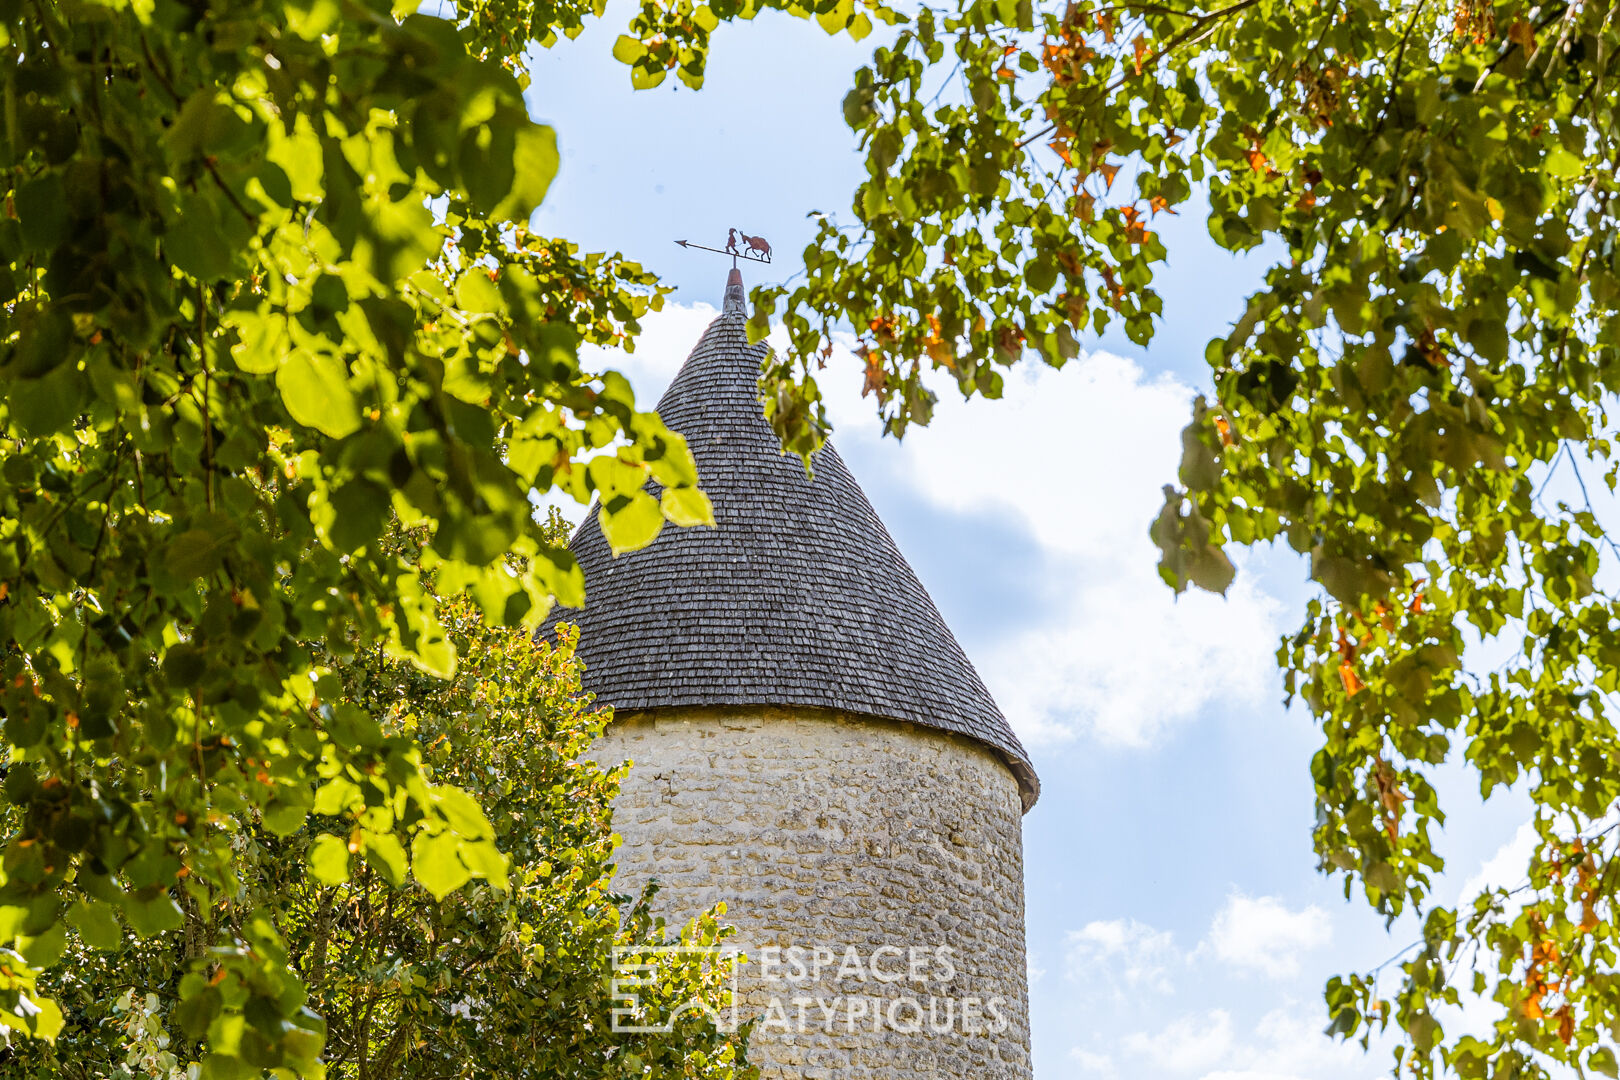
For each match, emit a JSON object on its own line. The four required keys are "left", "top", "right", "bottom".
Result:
{"left": 546, "top": 271, "right": 1038, "bottom": 810}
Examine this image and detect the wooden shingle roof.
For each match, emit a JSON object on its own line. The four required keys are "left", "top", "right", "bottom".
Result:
{"left": 546, "top": 272, "right": 1038, "bottom": 810}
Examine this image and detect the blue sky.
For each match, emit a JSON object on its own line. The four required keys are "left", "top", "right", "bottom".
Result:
{"left": 524, "top": 10, "right": 1541, "bottom": 1076}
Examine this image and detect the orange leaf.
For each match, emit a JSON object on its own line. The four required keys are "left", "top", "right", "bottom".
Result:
{"left": 1100, "top": 264, "right": 1123, "bottom": 308}
{"left": 1335, "top": 625, "right": 1356, "bottom": 663}
{"left": 1098, "top": 162, "right": 1120, "bottom": 189}
{"left": 1373, "top": 601, "right": 1395, "bottom": 632}
{"left": 1132, "top": 35, "right": 1147, "bottom": 74}
{"left": 1507, "top": 17, "right": 1534, "bottom": 49}
{"left": 1098, "top": 11, "right": 1115, "bottom": 42}
{"left": 996, "top": 65, "right": 1015, "bottom": 79}
{"left": 1049, "top": 139, "right": 1074, "bottom": 167}
{"left": 1214, "top": 415, "right": 1235, "bottom": 447}
{"left": 861, "top": 349, "right": 886, "bottom": 398}
{"left": 1339, "top": 661, "right": 1364, "bottom": 697}
{"left": 1247, "top": 148, "right": 1268, "bottom": 173}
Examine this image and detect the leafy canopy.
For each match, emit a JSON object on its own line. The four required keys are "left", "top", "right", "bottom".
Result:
{"left": 16, "top": 0, "right": 1619, "bottom": 1074}
{"left": 9, "top": 604, "right": 752, "bottom": 1080}
{"left": 728, "top": 0, "right": 1620, "bottom": 1076}
{"left": 0, "top": 0, "right": 906, "bottom": 1071}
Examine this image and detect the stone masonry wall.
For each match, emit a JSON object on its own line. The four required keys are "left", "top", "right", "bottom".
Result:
{"left": 596, "top": 706, "right": 1032, "bottom": 1080}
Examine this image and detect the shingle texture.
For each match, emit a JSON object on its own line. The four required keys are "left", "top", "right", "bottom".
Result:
{"left": 545, "top": 297, "right": 1038, "bottom": 810}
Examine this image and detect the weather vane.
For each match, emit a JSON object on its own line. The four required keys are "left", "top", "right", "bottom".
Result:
{"left": 675, "top": 228, "right": 772, "bottom": 266}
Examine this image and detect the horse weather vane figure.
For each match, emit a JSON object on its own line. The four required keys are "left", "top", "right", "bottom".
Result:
{"left": 675, "top": 228, "right": 772, "bottom": 266}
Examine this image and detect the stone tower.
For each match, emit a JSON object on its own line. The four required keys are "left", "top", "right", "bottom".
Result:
{"left": 547, "top": 269, "right": 1039, "bottom": 1079}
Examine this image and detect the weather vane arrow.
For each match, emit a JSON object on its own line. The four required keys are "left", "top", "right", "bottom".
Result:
{"left": 675, "top": 229, "right": 772, "bottom": 266}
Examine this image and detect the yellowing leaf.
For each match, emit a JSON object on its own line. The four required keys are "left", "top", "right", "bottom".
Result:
{"left": 599, "top": 490, "right": 663, "bottom": 553}
{"left": 611, "top": 34, "right": 647, "bottom": 64}
{"left": 662, "top": 486, "right": 715, "bottom": 527}
{"left": 817, "top": 0, "right": 854, "bottom": 35}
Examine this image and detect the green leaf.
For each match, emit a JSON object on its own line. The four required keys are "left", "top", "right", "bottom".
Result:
{"left": 65, "top": 900, "right": 121, "bottom": 951}
{"left": 276, "top": 351, "right": 361, "bottom": 438}
{"left": 1591, "top": 1048, "right": 1619, "bottom": 1079}
{"left": 123, "top": 890, "right": 183, "bottom": 938}
{"left": 163, "top": 89, "right": 251, "bottom": 163}
{"left": 599, "top": 490, "right": 663, "bottom": 553}
{"left": 491, "top": 125, "right": 559, "bottom": 224}
{"left": 2, "top": 995, "right": 64, "bottom": 1042}
{"left": 312, "top": 776, "right": 362, "bottom": 816}
{"left": 262, "top": 800, "right": 309, "bottom": 838}
{"left": 412, "top": 830, "right": 471, "bottom": 900}
{"left": 163, "top": 527, "right": 232, "bottom": 580}
{"left": 325, "top": 480, "right": 392, "bottom": 553}
{"left": 458, "top": 838, "right": 509, "bottom": 891}
{"left": 8, "top": 363, "right": 85, "bottom": 437}
{"left": 433, "top": 785, "right": 493, "bottom": 839}
{"left": 309, "top": 834, "right": 352, "bottom": 886}
{"left": 456, "top": 270, "right": 503, "bottom": 314}
{"left": 14, "top": 174, "right": 66, "bottom": 253}
{"left": 19, "top": 922, "right": 66, "bottom": 967}
{"left": 1545, "top": 147, "right": 1582, "bottom": 179}
{"left": 31, "top": 998, "right": 63, "bottom": 1042}
{"left": 363, "top": 833, "right": 407, "bottom": 887}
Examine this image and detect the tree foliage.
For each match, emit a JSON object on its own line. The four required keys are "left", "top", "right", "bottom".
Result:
{"left": 6, "top": 602, "right": 751, "bottom": 1079}
{"left": 17, "top": 0, "right": 1619, "bottom": 1073}
{"left": 729, "top": 0, "right": 1620, "bottom": 1075}
{"left": 0, "top": 0, "right": 862, "bottom": 1071}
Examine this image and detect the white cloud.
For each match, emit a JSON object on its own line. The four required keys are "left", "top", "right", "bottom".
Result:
{"left": 1206, "top": 893, "right": 1332, "bottom": 980}
{"left": 1070, "top": 1048, "right": 1118, "bottom": 1077}
{"left": 1065, "top": 918, "right": 1180, "bottom": 995}
{"left": 1117, "top": 1005, "right": 1383, "bottom": 1080}
{"left": 824, "top": 350, "right": 1285, "bottom": 748}
{"left": 1027, "top": 951, "right": 1047, "bottom": 986}
{"left": 1122, "top": 1009, "right": 1235, "bottom": 1073}
{"left": 1207, "top": 1005, "right": 1385, "bottom": 1080}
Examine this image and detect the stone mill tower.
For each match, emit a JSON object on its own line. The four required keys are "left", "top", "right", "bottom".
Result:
{"left": 547, "top": 269, "right": 1039, "bottom": 1079}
